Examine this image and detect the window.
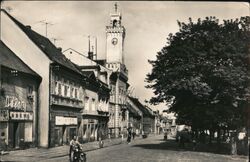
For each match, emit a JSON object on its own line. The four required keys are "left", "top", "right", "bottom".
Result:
{"left": 75, "top": 88, "right": 78, "bottom": 99}
{"left": 27, "top": 86, "right": 33, "bottom": 95}
{"left": 83, "top": 124, "right": 87, "bottom": 136}
{"left": 70, "top": 87, "right": 74, "bottom": 98}
{"left": 24, "top": 122, "right": 32, "bottom": 142}
{"left": 92, "top": 98, "right": 95, "bottom": 111}
{"left": 64, "top": 85, "right": 68, "bottom": 97}
{"left": 55, "top": 82, "right": 58, "bottom": 94}
{"left": 58, "top": 83, "right": 62, "bottom": 95}
{"left": 84, "top": 97, "right": 89, "bottom": 111}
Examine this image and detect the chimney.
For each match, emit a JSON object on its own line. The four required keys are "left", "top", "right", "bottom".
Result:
{"left": 57, "top": 47, "right": 62, "bottom": 52}
{"left": 87, "top": 36, "right": 93, "bottom": 60}
{"left": 26, "top": 25, "right": 31, "bottom": 29}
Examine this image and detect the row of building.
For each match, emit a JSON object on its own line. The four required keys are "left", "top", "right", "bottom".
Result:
{"left": 0, "top": 6, "right": 160, "bottom": 149}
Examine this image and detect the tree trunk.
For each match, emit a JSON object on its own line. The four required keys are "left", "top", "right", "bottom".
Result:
{"left": 217, "top": 128, "right": 221, "bottom": 144}
{"left": 209, "top": 130, "right": 213, "bottom": 144}
{"left": 231, "top": 135, "right": 237, "bottom": 155}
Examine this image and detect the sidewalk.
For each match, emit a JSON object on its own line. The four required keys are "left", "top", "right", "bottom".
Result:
{"left": 0, "top": 136, "right": 145, "bottom": 162}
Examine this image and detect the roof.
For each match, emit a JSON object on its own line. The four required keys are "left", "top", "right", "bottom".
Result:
{"left": 95, "top": 59, "right": 106, "bottom": 66}
{"left": 127, "top": 102, "right": 141, "bottom": 118}
{"left": 81, "top": 71, "right": 95, "bottom": 78}
{"left": 79, "top": 65, "right": 100, "bottom": 71}
{"left": 2, "top": 9, "right": 82, "bottom": 75}
{"left": 128, "top": 96, "right": 155, "bottom": 117}
{"left": 0, "top": 41, "right": 41, "bottom": 79}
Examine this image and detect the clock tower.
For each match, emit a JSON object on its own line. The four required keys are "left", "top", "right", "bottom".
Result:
{"left": 106, "top": 3, "right": 126, "bottom": 66}
{"left": 106, "top": 3, "right": 129, "bottom": 138}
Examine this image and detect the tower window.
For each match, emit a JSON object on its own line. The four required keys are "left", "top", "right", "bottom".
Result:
{"left": 113, "top": 20, "right": 118, "bottom": 27}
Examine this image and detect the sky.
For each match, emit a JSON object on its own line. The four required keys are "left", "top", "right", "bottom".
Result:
{"left": 1, "top": 1, "right": 249, "bottom": 113}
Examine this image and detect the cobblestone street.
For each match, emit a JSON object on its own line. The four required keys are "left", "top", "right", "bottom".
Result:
{"left": 1, "top": 135, "right": 247, "bottom": 162}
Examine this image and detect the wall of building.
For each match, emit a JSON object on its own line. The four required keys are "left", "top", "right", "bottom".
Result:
{"left": 143, "top": 117, "right": 155, "bottom": 134}
{"left": 1, "top": 11, "right": 51, "bottom": 147}
{"left": 49, "top": 69, "right": 84, "bottom": 147}
{"left": 106, "top": 28, "right": 125, "bottom": 63}
{"left": 0, "top": 67, "right": 39, "bottom": 149}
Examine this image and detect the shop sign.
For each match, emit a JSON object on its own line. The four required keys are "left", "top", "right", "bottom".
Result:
{"left": 9, "top": 111, "right": 33, "bottom": 121}
{"left": 88, "top": 119, "right": 95, "bottom": 123}
{"left": 0, "top": 109, "right": 9, "bottom": 121}
{"left": 5, "top": 96, "right": 27, "bottom": 111}
{"left": 55, "top": 116, "right": 77, "bottom": 125}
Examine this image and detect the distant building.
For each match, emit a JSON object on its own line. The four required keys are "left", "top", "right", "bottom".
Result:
{"left": 0, "top": 41, "right": 41, "bottom": 149}
{"left": 126, "top": 96, "right": 143, "bottom": 135}
{"left": 127, "top": 97, "right": 155, "bottom": 135}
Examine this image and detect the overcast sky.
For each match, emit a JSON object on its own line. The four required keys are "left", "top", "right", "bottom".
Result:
{"left": 1, "top": 1, "right": 249, "bottom": 112}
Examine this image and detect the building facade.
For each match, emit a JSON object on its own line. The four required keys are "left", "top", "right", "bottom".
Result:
{"left": 0, "top": 41, "right": 41, "bottom": 149}
{"left": 1, "top": 9, "right": 84, "bottom": 147}
{"left": 49, "top": 64, "right": 84, "bottom": 147}
{"left": 127, "top": 96, "right": 143, "bottom": 135}
{"left": 105, "top": 4, "right": 129, "bottom": 138}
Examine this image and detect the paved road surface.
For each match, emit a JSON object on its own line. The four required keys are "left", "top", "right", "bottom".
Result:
{"left": 42, "top": 135, "right": 247, "bottom": 162}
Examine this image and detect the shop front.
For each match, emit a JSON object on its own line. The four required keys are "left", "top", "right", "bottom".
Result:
{"left": 53, "top": 116, "right": 78, "bottom": 146}
{"left": 0, "top": 109, "right": 34, "bottom": 149}
{"left": 80, "top": 116, "right": 98, "bottom": 143}
{"left": 79, "top": 115, "right": 109, "bottom": 143}
{"left": 49, "top": 104, "right": 82, "bottom": 147}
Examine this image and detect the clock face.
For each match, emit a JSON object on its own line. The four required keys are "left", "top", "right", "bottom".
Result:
{"left": 111, "top": 38, "right": 118, "bottom": 45}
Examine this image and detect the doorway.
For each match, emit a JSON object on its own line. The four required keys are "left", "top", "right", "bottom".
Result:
{"left": 62, "top": 125, "right": 66, "bottom": 145}
{"left": 13, "top": 122, "right": 19, "bottom": 148}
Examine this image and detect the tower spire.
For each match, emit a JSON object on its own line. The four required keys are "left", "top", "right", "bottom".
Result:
{"left": 114, "top": 2, "right": 118, "bottom": 13}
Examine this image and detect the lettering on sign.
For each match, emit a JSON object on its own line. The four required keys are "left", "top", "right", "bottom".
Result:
{"left": 55, "top": 116, "right": 77, "bottom": 125}
{"left": 5, "top": 96, "right": 27, "bottom": 111}
{"left": 9, "top": 111, "right": 33, "bottom": 121}
{"left": 0, "top": 109, "right": 9, "bottom": 121}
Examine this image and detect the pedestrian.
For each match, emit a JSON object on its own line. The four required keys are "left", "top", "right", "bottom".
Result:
{"left": 98, "top": 128, "right": 104, "bottom": 148}
{"left": 69, "top": 136, "right": 80, "bottom": 162}
{"left": 127, "top": 127, "right": 132, "bottom": 144}
{"left": 132, "top": 131, "right": 136, "bottom": 140}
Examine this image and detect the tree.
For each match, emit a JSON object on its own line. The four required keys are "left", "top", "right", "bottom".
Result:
{"left": 146, "top": 17, "right": 250, "bottom": 139}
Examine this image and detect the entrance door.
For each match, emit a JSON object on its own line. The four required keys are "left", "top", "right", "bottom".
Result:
{"left": 13, "top": 122, "right": 19, "bottom": 148}
{"left": 62, "top": 125, "right": 66, "bottom": 145}
{"left": 69, "top": 127, "right": 76, "bottom": 141}
{"left": 54, "top": 128, "right": 60, "bottom": 146}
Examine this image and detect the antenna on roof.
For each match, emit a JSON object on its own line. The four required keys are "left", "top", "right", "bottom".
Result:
{"left": 51, "top": 37, "right": 63, "bottom": 46}
{"left": 37, "top": 20, "right": 55, "bottom": 37}
{"left": 5, "top": 6, "right": 13, "bottom": 13}
{"left": 85, "top": 35, "right": 97, "bottom": 60}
